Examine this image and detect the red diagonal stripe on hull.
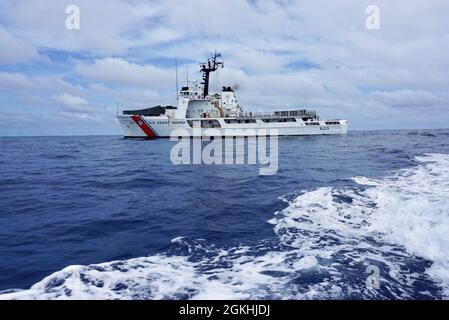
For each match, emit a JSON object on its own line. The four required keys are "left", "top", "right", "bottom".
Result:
{"left": 130, "top": 115, "right": 158, "bottom": 138}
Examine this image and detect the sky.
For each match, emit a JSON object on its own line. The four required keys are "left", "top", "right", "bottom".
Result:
{"left": 0, "top": 0, "right": 448, "bottom": 136}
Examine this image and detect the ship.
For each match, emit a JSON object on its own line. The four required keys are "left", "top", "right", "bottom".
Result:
{"left": 117, "top": 53, "right": 348, "bottom": 138}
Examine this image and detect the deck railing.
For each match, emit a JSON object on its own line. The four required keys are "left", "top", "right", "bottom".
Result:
{"left": 235, "top": 109, "right": 317, "bottom": 119}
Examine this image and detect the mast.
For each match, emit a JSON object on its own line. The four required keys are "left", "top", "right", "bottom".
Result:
{"left": 199, "top": 52, "right": 223, "bottom": 97}
{"left": 175, "top": 58, "right": 179, "bottom": 101}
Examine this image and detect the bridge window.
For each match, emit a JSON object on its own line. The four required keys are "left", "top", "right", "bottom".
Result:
{"left": 187, "top": 120, "right": 221, "bottom": 128}
{"left": 224, "top": 119, "right": 257, "bottom": 124}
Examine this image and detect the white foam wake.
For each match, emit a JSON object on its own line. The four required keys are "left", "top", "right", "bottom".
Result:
{"left": 360, "top": 153, "right": 449, "bottom": 292}
{"left": 1, "top": 153, "right": 448, "bottom": 300}
{"left": 270, "top": 153, "right": 449, "bottom": 297}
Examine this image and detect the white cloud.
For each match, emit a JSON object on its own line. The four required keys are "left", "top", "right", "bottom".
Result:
{"left": 0, "top": 27, "right": 42, "bottom": 64}
{"left": 0, "top": 72, "right": 33, "bottom": 90}
{"left": 0, "top": 72, "right": 85, "bottom": 96}
{"left": 0, "top": 0, "right": 160, "bottom": 55}
{"left": 74, "top": 57, "right": 174, "bottom": 90}
{"left": 52, "top": 93, "right": 90, "bottom": 113}
{"left": 370, "top": 90, "right": 441, "bottom": 109}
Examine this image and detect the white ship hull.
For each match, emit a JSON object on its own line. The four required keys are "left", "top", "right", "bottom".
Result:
{"left": 118, "top": 115, "right": 348, "bottom": 138}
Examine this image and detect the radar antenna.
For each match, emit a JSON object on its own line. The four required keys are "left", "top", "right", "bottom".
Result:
{"left": 199, "top": 52, "right": 223, "bottom": 97}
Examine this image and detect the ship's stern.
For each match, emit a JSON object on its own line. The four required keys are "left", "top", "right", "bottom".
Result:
{"left": 339, "top": 120, "right": 349, "bottom": 134}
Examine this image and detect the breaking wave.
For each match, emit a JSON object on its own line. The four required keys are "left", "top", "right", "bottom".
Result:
{"left": 1, "top": 153, "right": 448, "bottom": 300}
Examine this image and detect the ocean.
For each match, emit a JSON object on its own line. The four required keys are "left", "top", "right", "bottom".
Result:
{"left": 0, "top": 129, "right": 448, "bottom": 299}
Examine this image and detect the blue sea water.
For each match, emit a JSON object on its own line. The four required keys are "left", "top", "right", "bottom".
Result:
{"left": 0, "top": 129, "right": 448, "bottom": 299}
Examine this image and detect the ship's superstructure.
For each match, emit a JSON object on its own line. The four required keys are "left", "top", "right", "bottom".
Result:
{"left": 117, "top": 53, "right": 348, "bottom": 138}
